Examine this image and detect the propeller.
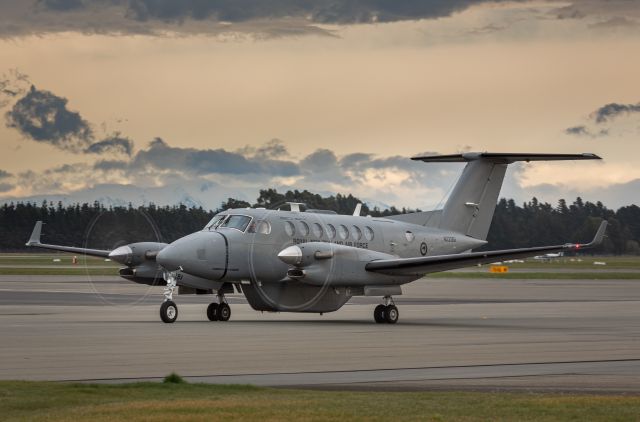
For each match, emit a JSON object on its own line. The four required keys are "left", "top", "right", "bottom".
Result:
{"left": 80, "top": 208, "right": 167, "bottom": 305}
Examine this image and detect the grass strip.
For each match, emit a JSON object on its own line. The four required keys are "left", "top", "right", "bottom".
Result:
{"left": 0, "top": 268, "right": 119, "bottom": 276}
{"left": 427, "top": 272, "right": 640, "bottom": 280}
{"left": 0, "top": 380, "right": 639, "bottom": 421}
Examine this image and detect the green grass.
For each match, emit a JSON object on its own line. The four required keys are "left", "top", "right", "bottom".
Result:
{"left": 0, "top": 267, "right": 120, "bottom": 275}
{"left": 0, "top": 254, "right": 116, "bottom": 266}
{"left": 427, "top": 272, "right": 640, "bottom": 280}
{"left": 0, "top": 253, "right": 638, "bottom": 278}
{"left": 505, "top": 256, "right": 640, "bottom": 270}
{"left": 0, "top": 381, "right": 639, "bottom": 421}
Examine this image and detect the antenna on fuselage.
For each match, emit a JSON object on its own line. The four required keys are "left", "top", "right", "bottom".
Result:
{"left": 286, "top": 202, "right": 305, "bottom": 212}
{"left": 353, "top": 203, "right": 362, "bottom": 216}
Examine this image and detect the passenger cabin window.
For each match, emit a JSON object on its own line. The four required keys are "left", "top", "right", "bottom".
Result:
{"left": 326, "top": 224, "right": 336, "bottom": 239}
{"left": 299, "top": 221, "right": 310, "bottom": 236}
{"left": 220, "top": 215, "right": 252, "bottom": 232}
{"left": 364, "top": 226, "right": 374, "bottom": 241}
{"left": 285, "top": 221, "right": 295, "bottom": 236}
{"left": 204, "top": 214, "right": 226, "bottom": 230}
{"left": 338, "top": 224, "right": 349, "bottom": 240}
{"left": 312, "top": 223, "right": 323, "bottom": 238}
{"left": 351, "top": 225, "right": 362, "bottom": 241}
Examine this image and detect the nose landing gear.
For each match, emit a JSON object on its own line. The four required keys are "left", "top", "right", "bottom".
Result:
{"left": 373, "top": 296, "right": 399, "bottom": 324}
{"left": 160, "top": 271, "right": 179, "bottom": 323}
{"left": 207, "top": 292, "right": 231, "bottom": 322}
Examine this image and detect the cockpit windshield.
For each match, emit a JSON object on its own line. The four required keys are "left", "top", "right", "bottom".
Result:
{"left": 204, "top": 214, "right": 226, "bottom": 231}
{"left": 219, "top": 215, "right": 252, "bottom": 232}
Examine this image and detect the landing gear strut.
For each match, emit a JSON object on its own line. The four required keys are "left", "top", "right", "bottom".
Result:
{"left": 160, "top": 271, "right": 178, "bottom": 323}
{"left": 373, "top": 296, "right": 399, "bottom": 324}
{"left": 207, "top": 292, "right": 231, "bottom": 322}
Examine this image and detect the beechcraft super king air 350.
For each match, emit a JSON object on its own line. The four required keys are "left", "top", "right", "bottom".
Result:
{"left": 26, "top": 152, "right": 607, "bottom": 324}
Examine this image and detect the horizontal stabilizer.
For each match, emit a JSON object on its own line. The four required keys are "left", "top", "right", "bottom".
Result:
{"left": 366, "top": 221, "right": 607, "bottom": 276}
{"left": 407, "top": 151, "right": 601, "bottom": 240}
{"left": 411, "top": 152, "right": 601, "bottom": 163}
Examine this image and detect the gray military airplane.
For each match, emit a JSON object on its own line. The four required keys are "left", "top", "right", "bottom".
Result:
{"left": 26, "top": 152, "right": 607, "bottom": 324}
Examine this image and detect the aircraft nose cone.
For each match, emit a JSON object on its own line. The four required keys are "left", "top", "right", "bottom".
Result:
{"left": 108, "top": 245, "right": 133, "bottom": 265}
{"left": 278, "top": 245, "right": 302, "bottom": 266}
{"left": 157, "top": 244, "right": 180, "bottom": 271}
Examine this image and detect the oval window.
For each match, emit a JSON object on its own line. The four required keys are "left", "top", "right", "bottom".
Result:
{"left": 351, "top": 225, "right": 362, "bottom": 241}
{"left": 364, "top": 226, "right": 374, "bottom": 241}
{"left": 338, "top": 224, "right": 349, "bottom": 240}
{"left": 285, "top": 221, "right": 295, "bottom": 236}
{"left": 326, "top": 224, "right": 336, "bottom": 239}
{"left": 405, "top": 231, "right": 415, "bottom": 242}
{"left": 299, "top": 221, "right": 310, "bottom": 236}
{"left": 257, "top": 220, "right": 271, "bottom": 234}
{"left": 312, "top": 223, "right": 323, "bottom": 238}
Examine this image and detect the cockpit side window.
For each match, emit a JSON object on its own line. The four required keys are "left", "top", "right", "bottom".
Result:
{"left": 248, "top": 219, "right": 271, "bottom": 235}
{"left": 220, "top": 215, "right": 252, "bottom": 232}
{"left": 204, "top": 214, "right": 227, "bottom": 230}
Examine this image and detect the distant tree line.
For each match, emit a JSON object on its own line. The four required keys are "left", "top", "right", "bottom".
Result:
{"left": 0, "top": 190, "right": 638, "bottom": 254}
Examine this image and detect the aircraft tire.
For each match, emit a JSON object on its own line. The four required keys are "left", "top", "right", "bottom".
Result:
{"left": 207, "top": 303, "right": 219, "bottom": 321}
{"left": 384, "top": 305, "right": 399, "bottom": 324}
{"left": 374, "top": 305, "right": 386, "bottom": 323}
{"left": 218, "top": 303, "right": 231, "bottom": 321}
{"left": 160, "top": 300, "right": 178, "bottom": 323}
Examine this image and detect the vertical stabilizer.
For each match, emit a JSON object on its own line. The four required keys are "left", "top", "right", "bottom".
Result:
{"left": 410, "top": 152, "right": 601, "bottom": 240}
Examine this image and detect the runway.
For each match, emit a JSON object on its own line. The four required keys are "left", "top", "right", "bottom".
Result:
{"left": 0, "top": 275, "right": 639, "bottom": 392}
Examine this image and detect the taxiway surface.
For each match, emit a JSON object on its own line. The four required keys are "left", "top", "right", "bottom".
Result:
{"left": 0, "top": 275, "right": 639, "bottom": 392}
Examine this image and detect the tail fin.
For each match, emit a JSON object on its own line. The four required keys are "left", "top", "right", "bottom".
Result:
{"left": 411, "top": 152, "right": 601, "bottom": 240}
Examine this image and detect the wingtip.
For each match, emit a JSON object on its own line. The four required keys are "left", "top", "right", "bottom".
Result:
{"left": 26, "top": 220, "right": 43, "bottom": 247}
{"left": 592, "top": 220, "right": 608, "bottom": 246}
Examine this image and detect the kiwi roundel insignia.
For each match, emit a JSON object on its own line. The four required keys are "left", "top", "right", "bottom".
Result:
{"left": 420, "top": 242, "right": 428, "bottom": 256}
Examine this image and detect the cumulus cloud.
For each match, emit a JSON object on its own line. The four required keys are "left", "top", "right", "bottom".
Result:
{"left": 565, "top": 100, "right": 640, "bottom": 138}
{"left": 0, "top": 170, "right": 14, "bottom": 193}
{"left": 84, "top": 134, "right": 134, "bottom": 156}
{"left": 0, "top": 0, "right": 523, "bottom": 38}
{"left": 588, "top": 16, "right": 640, "bottom": 30}
{"left": 0, "top": 69, "right": 31, "bottom": 108}
{"left": 123, "top": 0, "right": 494, "bottom": 25}
{"left": 3, "top": 83, "right": 135, "bottom": 156}
{"left": 5, "top": 85, "right": 93, "bottom": 152}
{"left": 236, "top": 138, "right": 290, "bottom": 159}
{"left": 132, "top": 137, "right": 300, "bottom": 177}
{"left": 553, "top": 0, "right": 640, "bottom": 22}
{"left": 591, "top": 102, "right": 640, "bottom": 124}
{"left": 39, "top": 0, "right": 85, "bottom": 12}
{"left": 564, "top": 125, "right": 608, "bottom": 138}
{"left": 2, "top": 135, "right": 464, "bottom": 210}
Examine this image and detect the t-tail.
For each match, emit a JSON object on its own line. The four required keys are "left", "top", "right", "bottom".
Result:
{"left": 408, "top": 152, "right": 601, "bottom": 240}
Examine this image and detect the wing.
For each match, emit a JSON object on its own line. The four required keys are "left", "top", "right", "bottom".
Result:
{"left": 366, "top": 221, "right": 607, "bottom": 276}
{"left": 25, "top": 221, "right": 111, "bottom": 258}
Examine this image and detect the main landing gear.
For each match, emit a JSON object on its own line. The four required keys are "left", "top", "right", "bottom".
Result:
{"left": 373, "top": 296, "right": 399, "bottom": 324}
{"left": 206, "top": 292, "right": 231, "bottom": 322}
{"left": 159, "top": 271, "right": 233, "bottom": 323}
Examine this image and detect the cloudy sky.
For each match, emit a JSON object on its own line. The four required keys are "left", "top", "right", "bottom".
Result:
{"left": 1, "top": 0, "right": 639, "bottom": 210}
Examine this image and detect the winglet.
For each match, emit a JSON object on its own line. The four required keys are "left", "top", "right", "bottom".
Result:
{"left": 569, "top": 220, "right": 608, "bottom": 249}
{"left": 586, "top": 220, "right": 608, "bottom": 247}
{"left": 26, "top": 221, "right": 43, "bottom": 246}
{"left": 353, "top": 203, "right": 362, "bottom": 216}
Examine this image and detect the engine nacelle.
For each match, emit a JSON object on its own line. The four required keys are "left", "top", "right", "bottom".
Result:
{"left": 109, "top": 241, "right": 167, "bottom": 266}
{"left": 278, "top": 242, "right": 415, "bottom": 287}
